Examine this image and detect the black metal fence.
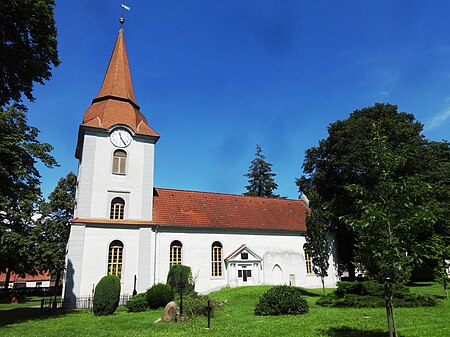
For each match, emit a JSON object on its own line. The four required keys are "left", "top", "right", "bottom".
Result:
{"left": 40, "top": 295, "right": 132, "bottom": 316}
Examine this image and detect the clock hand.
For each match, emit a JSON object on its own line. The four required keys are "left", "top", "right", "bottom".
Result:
{"left": 119, "top": 133, "right": 126, "bottom": 145}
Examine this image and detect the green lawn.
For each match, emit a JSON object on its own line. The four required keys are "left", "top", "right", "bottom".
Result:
{"left": 0, "top": 283, "right": 448, "bottom": 337}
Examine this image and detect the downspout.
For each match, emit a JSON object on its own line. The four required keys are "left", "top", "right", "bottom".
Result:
{"left": 153, "top": 225, "right": 159, "bottom": 285}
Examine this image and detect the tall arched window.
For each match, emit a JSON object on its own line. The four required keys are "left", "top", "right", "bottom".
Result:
{"left": 211, "top": 241, "right": 223, "bottom": 277}
{"left": 112, "top": 150, "right": 127, "bottom": 175}
{"left": 108, "top": 240, "right": 124, "bottom": 278}
{"left": 170, "top": 240, "right": 182, "bottom": 267}
{"left": 110, "top": 197, "right": 125, "bottom": 220}
{"left": 304, "top": 244, "right": 313, "bottom": 274}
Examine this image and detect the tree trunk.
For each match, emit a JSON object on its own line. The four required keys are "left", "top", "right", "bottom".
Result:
{"left": 384, "top": 278, "right": 397, "bottom": 337}
{"left": 321, "top": 276, "right": 325, "bottom": 296}
{"left": 52, "top": 270, "right": 61, "bottom": 309}
{"left": 4, "top": 268, "right": 11, "bottom": 295}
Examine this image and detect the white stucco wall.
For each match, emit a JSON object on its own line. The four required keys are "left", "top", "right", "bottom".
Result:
{"left": 64, "top": 224, "right": 339, "bottom": 302}
{"left": 75, "top": 128, "right": 155, "bottom": 221}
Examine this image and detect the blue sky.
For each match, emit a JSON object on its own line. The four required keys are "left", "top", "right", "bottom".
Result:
{"left": 28, "top": 1, "right": 450, "bottom": 199}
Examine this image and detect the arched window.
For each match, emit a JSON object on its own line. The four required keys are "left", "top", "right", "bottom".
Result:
{"left": 304, "top": 244, "right": 313, "bottom": 274}
{"left": 110, "top": 197, "right": 125, "bottom": 220}
{"left": 108, "top": 240, "right": 123, "bottom": 278}
{"left": 211, "top": 241, "right": 223, "bottom": 277}
{"left": 170, "top": 240, "right": 182, "bottom": 267}
{"left": 112, "top": 150, "right": 127, "bottom": 175}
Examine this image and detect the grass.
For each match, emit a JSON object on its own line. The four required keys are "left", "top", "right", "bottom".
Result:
{"left": 0, "top": 283, "right": 448, "bottom": 337}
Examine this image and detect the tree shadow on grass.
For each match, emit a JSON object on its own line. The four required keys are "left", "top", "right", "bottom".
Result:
{"left": 0, "top": 307, "right": 71, "bottom": 327}
{"left": 322, "top": 326, "right": 405, "bottom": 337}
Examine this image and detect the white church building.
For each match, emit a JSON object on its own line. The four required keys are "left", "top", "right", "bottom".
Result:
{"left": 63, "top": 28, "right": 339, "bottom": 304}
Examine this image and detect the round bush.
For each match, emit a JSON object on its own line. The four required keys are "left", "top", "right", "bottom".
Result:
{"left": 146, "top": 283, "right": 174, "bottom": 309}
{"left": 125, "top": 293, "right": 148, "bottom": 312}
{"left": 254, "top": 286, "right": 309, "bottom": 316}
{"left": 93, "top": 275, "right": 121, "bottom": 316}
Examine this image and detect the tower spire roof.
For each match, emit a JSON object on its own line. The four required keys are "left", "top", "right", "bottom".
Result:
{"left": 81, "top": 28, "right": 159, "bottom": 139}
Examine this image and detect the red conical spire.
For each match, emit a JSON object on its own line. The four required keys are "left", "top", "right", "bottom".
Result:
{"left": 94, "top": 27, "right": 138, "bottom": 107}
{"left": 81, "top": 28, "right": 159, "bottom": 139}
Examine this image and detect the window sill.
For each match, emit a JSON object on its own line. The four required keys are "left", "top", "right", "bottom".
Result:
{"left": 112, "top": 173, "right": 126, "bottom": 176}
{"left": 210, "top": 276, "right": 226, "bottom": 280}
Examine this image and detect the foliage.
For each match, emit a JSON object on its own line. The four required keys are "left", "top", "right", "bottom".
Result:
{"left": 243, "top": 144, "right": 280, "bottom": 198}
{"left": 177, "top": 294, "right": 219, "bottom": 318}
{"left": 318, "top": 281, "right": 437, "bottom": 308}
{"left": 0, "top": 106, "right": 57, "bottom": 290}
{"left": 254, "top": 286, "right": 309, "bottom": 316}
{"left": 125, "top": 293, "right": 148, "bottom": 313}
{"left": 305, "top": 191, "right": 331, "bottom": 295}
{"left": 146, "top": 283, "right": 174, "bottom": 309}
{"left": 167, "top": 265, "right": 195, "bottom": 295}
{"left": 0, "top": 0, "right": 60, "bottom": 107}
{"left": 344, "top": 129, "right": 436, "bottom": 283}
{"left": 34, "top": 172, "right": 76, "bottom": 289}
{"left": 296, "top": 103, "right": 429, "bottom": 277}
{"left": 93, "top": 275, "right": 121, "bottom": 316}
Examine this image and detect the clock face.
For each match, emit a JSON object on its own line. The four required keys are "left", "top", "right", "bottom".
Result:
{"left": 110, "top": 128, "right": 132, "bottom": 148}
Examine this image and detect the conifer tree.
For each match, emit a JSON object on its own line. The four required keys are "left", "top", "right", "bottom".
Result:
{"left": 244, "top": 144, "right": 279, "bottom": 198}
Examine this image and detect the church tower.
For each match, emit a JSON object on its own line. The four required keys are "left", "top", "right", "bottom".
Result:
{"left": 75, "top": 27, "right": 159, "bottom": 221}
{"left": 64, "top": 27, "right": 159, "bottom": 303}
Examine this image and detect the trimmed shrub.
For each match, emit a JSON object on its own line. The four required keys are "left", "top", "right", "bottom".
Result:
{"left": 254, "top": 286, "right": 309, "bottom": 316}
{"left": 146, "top": 283, "right": 174, "bottom": 309}
{"left": 318, "top": 281, "right": 437, "bottom": 308}
{"left": 167, "top": 265, "right": 195, "bottom": 295}
{"left": 125, "top": 293, "right": 148, "bottom": 312}
{"left": 93, "top": 275, "right": 121, "bottom": 316}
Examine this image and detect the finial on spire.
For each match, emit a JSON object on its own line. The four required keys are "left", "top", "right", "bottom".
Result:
{"left": 120, "top": 3, "right": 131, "bottom": 26}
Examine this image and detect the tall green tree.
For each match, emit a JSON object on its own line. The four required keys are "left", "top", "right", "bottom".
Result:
{"left": 35, "top": 172, "right": 76, "bottom": 298}
{"left": 305, "top": 191, "right": 331, "bottom": 295}
{"left": 0, "top": 106, "right": 57, "bottom": 291}
{"left": 244, "top": 144, "right": 279, "bottom": 198}
{"left": 296, "top": 103, "right": 427, "bottom": 278}
{"left": 344, "top": 128, "right": 436, "bottom": 337}
{"left": 0, "top": 0, "right": 60, "bottom": 107}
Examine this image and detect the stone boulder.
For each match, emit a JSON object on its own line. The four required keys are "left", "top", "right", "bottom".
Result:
{"left": 162, "top": 301, "right": 177, "bottom": 322}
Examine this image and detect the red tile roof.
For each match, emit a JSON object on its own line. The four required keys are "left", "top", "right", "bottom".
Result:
{"left": 152, "top": 188, "right": 308, "bottom": 231}
{"left": 73, "top": 188, "right": 308, "bottom": 232}
{"left": 81, "top": 28, "right": 159, "bottom": 139}
{"left": 0, "top": 272, "right": 52, "bottom": 282}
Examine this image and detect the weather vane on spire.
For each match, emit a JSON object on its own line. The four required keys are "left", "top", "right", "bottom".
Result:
{"left": 120, "top": 3, "right": 131, "bottom": 25}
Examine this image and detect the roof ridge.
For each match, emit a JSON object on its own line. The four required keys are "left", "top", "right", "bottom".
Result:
{"left": 154, "top": 187, "right": 302, "bottom": 202}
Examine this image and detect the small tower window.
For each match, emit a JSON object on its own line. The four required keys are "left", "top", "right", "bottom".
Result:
{"left": 112, "top": 150, "right": 127, "bottom": 175}
{"left": 170, "top": 240, "right": 182, "bottom": 267}
{"left": 211, "top": 242, "right": 223, "bottom": 277}
{"left": 110, "top": 197, "right": 125, "bottom": 220}
{"left": 108, "top": 240, "right": 124, "bottom": 278}
{"left": 304, "top": 244, "right": 313, "bottom": 274}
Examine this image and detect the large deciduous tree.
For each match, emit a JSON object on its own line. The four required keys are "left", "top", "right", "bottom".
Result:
{"left": 305, "top": 191, "right": 331, "bottom": 295}
{"left": 344, "top": 128, "right": 437, "bottom": 337}
{"left": 35, "top": 172, "right": 76, "bottom": 301}
{"left": 0, "top": 0, "right": 60, "bottom": 107}
{"left": 244, "top": 144, "right": 279, "bottom": 198}
{"left": 296, "top": 103, "right": 427, "bottom": 277}
{"left": 0, "top": 106, "right": 57, "bottom": 292}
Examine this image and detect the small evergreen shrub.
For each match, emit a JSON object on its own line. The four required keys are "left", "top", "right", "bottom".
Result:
{"left": 146, "top": 283, "right": 174, "bottom": 309}
{"left": 254, "top": 286, "right": 309, "bottom": 316}
{"left": 125, "top": 293, "right": 148, "bottom": 312}
{"left": 167, "top": 265, "right": 195, "bottom": 295}
{"left": 93, "top": 275, "right": 121, "bottom": 316}
{"left": 318, "top": 281, "right": 437, "bottom": 308}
